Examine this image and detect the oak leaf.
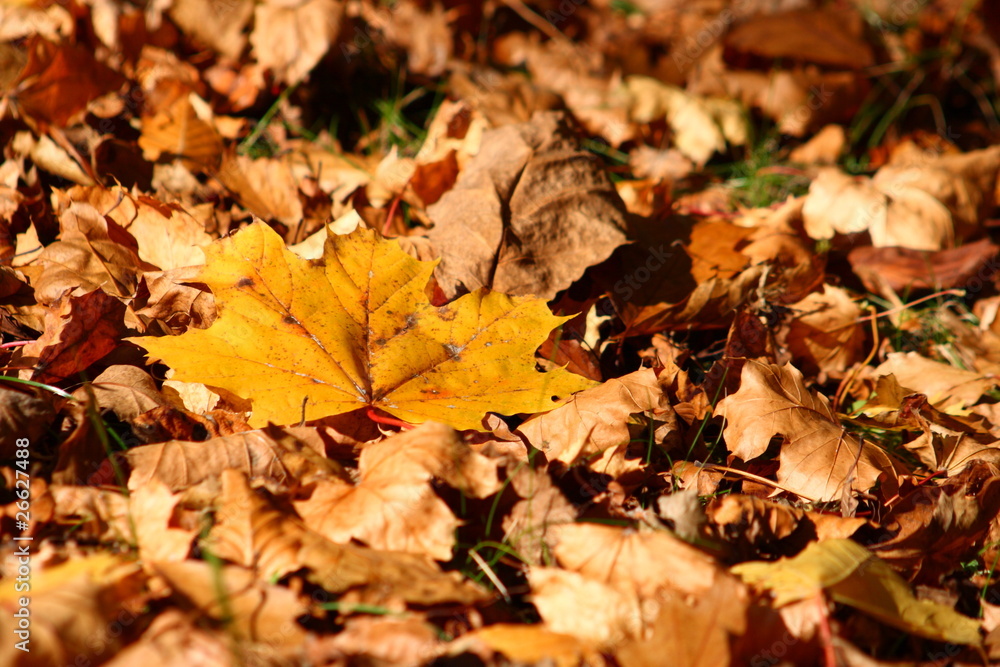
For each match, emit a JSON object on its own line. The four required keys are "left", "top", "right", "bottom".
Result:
{"left": 130, "top": 222, "right": 595, "bottom": 429}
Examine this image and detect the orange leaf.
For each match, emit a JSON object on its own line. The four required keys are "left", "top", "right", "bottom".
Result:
{"left": 129, "top": 222, "right": 596, "bottom": 429}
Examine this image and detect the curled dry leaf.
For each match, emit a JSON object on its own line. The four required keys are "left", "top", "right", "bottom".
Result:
{"left": 33, "top": 201, "right": 157, "bottom": 304}
{"left": 18, "top": 288, "right": 126, "bottom": 383}
{"left": 127, "top": 426, "right": 347, "bottom": 494}
{"left": 250, "top": 0, "right": 343, "bottom": 84}
{"left": 732, "top": 539, "right": 982, "bottom": 646}
{"left": 548, "top": 522, "right": 721, "bottom": 599}
{"left": 427, "top": 112, "right": 628, "bottom": 300}
{"left": 514, "top": 368, "right": 674, "bottom": 465}
{"left": 528, "top": 567, "right": 642, "bottom": 648}
{"left": 873, "top": 352, "right": 998, "bottom": 412}
{"left": 716, "top": 361, "right": 898, "bottom": 502}
{"left": 207, "top": 469, "right": 486, "bottom": 606}
{"left": 295, "top": 422, "right": 499, "bottom": 560}
{"left": 785, "top": 284, "right": 865, "bottom": 375}
{"left": 130, "top": 222, "right": 595, "bottom": 429}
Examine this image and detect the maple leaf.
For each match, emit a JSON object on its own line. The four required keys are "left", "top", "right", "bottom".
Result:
{"left": 716, "top": 361, "right": 900, "bottom": 502}
{"left": 129, "top": 222, "right": 595, "bottom": 429}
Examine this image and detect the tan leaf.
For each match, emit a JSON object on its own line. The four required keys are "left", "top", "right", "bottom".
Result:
{"left": 33, "top": 201, "right": 156, "bottom": 303}
{"left": 528, "top": 567, "right": 642, "bottom": 648}
{"left": 873, "top": 352, "right": 998, "bottom": 411}
{"left": 250, "top": 0, "right": 343, "bottom": 84}
{"left": 126, "top": 427, "right": 347, "bottom": 494}
{"left": 130, "top": 479, "right": 197, "bottom": 563}
{"left": 207, "top": 469, "right": 487, "bottom": 606}
{"left": 785, "top": 284, "right": 865, "bottom": 375}
{"left": 549, "top": 523, "right": 720, "bottom": 599}
{"left": 295, "top": 423, "right": 500, "bottom": 560}
{"left": 153, "top": 560, "right": 307, "bottom": 645}
{"left": 716, "top": 361, "right": 898, "bottom": 502}
{"left": 515, "top": 368, "right": 673, "bottom": 465}
{"left": 427, "top": 112, "right": 628, "bottom": 300}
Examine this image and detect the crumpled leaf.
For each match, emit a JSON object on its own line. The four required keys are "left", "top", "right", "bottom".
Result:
{"left": 732, "top": 539, "right": 982, "bottom": 646}
{"left": 130, "top": 222, "right": 595, "bottom": 430}
{"left": 514, "top": 368, "right": 675, "bottom": 465}
{"left": 250, "top": 0, "right": 343, "bottom": 84}
{"left": 549, "top": 523, "right": 721, "bottom": 599}
{"left": 625, "top": 76, "right": 748, "bottom": 165}
{"left": 872, "top": 352, "right": 998, "bottom": 412}
{"left": 427, "top": 112, "right": 628, "bottom": 300}
{"left": 208, "top": 469, "right": 486, "bottom": 606}
{"left": 294, "top": 422, "right": 500, "bottom": 560}
{"left": 716, "top": 361, "right": 898, "bottom": 502}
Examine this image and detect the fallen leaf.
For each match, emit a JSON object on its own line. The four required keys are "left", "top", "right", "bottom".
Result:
{"left": 295, "top": 422, "right": 499, "bottom": 560}
{"left": 549, "top": 522, "right": 721, "bottom": 599}
{"left": 723, "top": 8, "right": 873, "bottom": 69}
{"left": 528, "top": 567, "right": 642, "bottom": 647}
{"left": 716, "top": 361, "right": 899, "bottom": 502}
{"left": 130, "top": 222, "right": 596, "bottom": 429}
{"left": 250, "top": 0, "right": 343, "bottom": 84}
{"left": 514, "top": 368, "right": 674, "bottom": 465}
{"left": 427, "top": 112, "right": 628, "bottom": 300}
{"left": 848, "top": 239, "right": 1000, "bottom": 294}
{"left": 457, "top": 624, "right": 601, "bottom": 667}
{"left": 873, "top": 352, "right": 998, "bottom": 412}
{"left": 732, "top": 539, "right": 983, "bottom": 646}
{"left": 18, "top": 288, "right": 125, "bottom": 383}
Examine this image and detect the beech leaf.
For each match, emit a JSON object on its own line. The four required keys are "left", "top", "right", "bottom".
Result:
{"left": 129, "top": 222, "right": 595, "bottom": 429}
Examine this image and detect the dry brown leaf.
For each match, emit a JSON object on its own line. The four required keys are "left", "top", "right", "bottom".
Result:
{"left": 708, "top": 494, "right": 867, "bottom": 562}
{"left": 315, "top": 615, "right": 445, "bottom": 665}
{"left": 206, "top": 469, "right": 486, "bottom": 606}
{"left": 60, "top": 186, "right": 211, "bottom": 271}
{"left": 528, "top": 567, "right": 642, "bottom": 648}
{"left": 153, "top": 560, "right": 307, "bottom": 646}
{"left": 549, "top": 522, "right": 721, "bottom": 599}
{"left": 377, "top": 0, "right": 453, "bottom": 77}
{"left": 100, "top": 610, "right": 232, "bottom": 667}
{"left": 33, "top": 201, "right": 156, "bottom": 304}
{"left": 789, "top": 125, "right": 847, "bottom": 165}
{"left": 616, "top": 575, "right": 752, "bottom": 667}
{"left": 0, "top": 554, "right": 146, "bottom": 666}
{"left": 503, "top": 465, "right": 577, "bottom": 565}
{"left": 514, "top": 368, "right": 674, "bottom": 465}
{"left": 126, "top": 426, "right": 347, "bottom": 494}
{"left": 167, "top": 0, "right": 253, "bottom": 60}
{"left": 427, "top": 111, "right": 628, "bottom": 300}
{"left": 139, "top": 96, "right": 223, "bottom": 173}
{"left": 716, "top": 361, "right": 899, "bottom": 502}
{"left": 785, "top": 284, "right": 865, "bottom": 375}
{"left": 216, "top": 153, "right": 304, "bottom": 227}
{"left": 723, "top": 8, "right": 873, "bottom": 69}
{"left": 848, "top": 239, "right": 1000, "bottom": 294}
{"left": 871, "top": 461, "right": 1000, "bottom": 582}
{"left": 7, "top": 37, "right": 125, "bottom": 128}
{"left": 457, "top": 624, "right": 602, "bottom": 667}
{"left": 625, "top": 75, "right": 747, "bottom": 165}
{"left": 16, "top": 288, "right": 125, "bottom": 383}
{"left": 873, "top": 352, "right": 998, "bottom": 411}
{"left": 295, "top": 422, "right": 499, "bottom": 560}
{"left": 250, "top": 0, "right": 343, "bottom": 84}
{"left": 130, "top": 478, "right": 198, "bottom": 563}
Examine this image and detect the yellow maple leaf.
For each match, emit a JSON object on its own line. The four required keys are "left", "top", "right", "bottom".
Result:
{"left": 129, "top": 222, "right": 596, "bottom": 430}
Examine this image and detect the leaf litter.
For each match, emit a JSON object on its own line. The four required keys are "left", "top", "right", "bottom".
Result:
{"left": 6, "top": 1, "right": 1000, "bottom": 665}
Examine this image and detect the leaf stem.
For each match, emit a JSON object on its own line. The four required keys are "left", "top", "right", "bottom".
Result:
{"left": 365, "top": 405, "right": 413, "bottom": 430}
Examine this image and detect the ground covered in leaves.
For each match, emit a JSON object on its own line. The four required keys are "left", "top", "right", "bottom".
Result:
{"left": 7, "top": 1, "right": 1000, "bottom": 665}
